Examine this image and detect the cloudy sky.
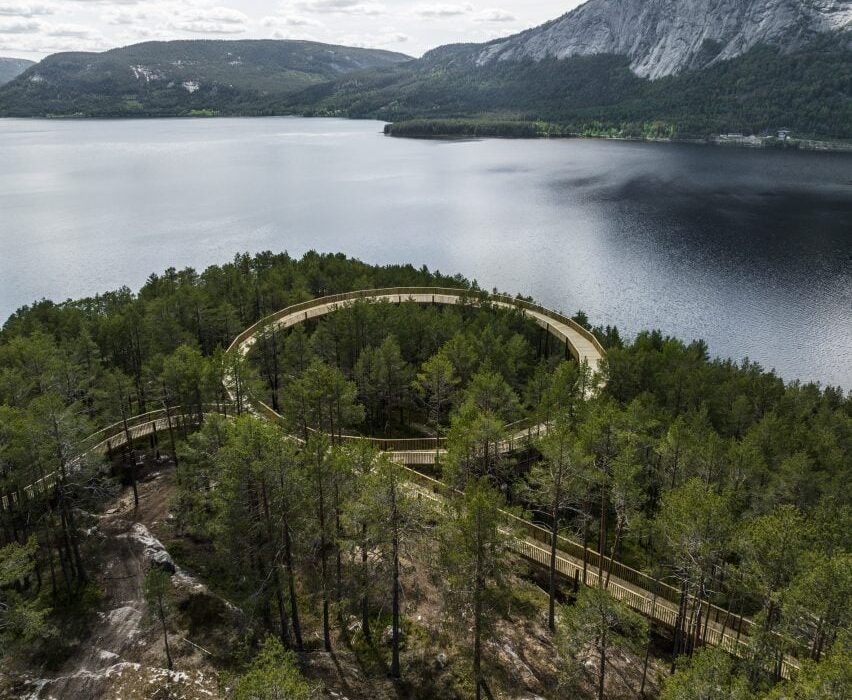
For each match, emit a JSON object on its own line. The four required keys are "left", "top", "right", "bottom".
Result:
{"left": 0, "top": 0, "right": 585, "bottom": 60}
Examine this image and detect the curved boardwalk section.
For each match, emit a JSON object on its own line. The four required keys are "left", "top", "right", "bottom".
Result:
{"left": 226, "top": 287, "right": 605, "bottom": 373}
{"left": 226, "top": 287, "right": 605, "bottom": 461}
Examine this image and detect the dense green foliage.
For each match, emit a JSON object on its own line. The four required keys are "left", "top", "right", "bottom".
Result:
{"left": 253, "top": 299, "right": 549, "bottom": 437}
{"left": 384, "top": 119, "right": 548, "bottom": 138}
{"left": 557, "top": 587, "right": 648, "bottom": 700}
{"left": 233, "top": 636, "right": 318, "bottom": 700}
{"left": 0, "top": 251, "right": 462, "bottom": 663}
{"left": 661, "top": 647, "right": 754, "bottom": 700}
{"left": 0, "top": 250, "right": 848, "bottom": 698}
{"left": 297, "top": 35, "right": 852, "bottom": 140}
{"left": 0, "top": 40, "right": 410, "bottom": 118}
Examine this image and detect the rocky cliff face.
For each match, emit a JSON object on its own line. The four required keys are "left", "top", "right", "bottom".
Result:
{"left": 474, "top": 0, "right": 851, "bottom": 78}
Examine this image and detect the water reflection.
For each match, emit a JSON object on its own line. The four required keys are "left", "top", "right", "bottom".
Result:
{"left": 0, "top": 118, "right": 849, "bottom": 387}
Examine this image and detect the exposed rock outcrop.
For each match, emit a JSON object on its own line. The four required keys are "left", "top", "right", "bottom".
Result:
{"left": 472, "top": 0, "right": 851, "bottom": 78}
{"left": 122, "top": 522, "right": 176, "bottom": 573}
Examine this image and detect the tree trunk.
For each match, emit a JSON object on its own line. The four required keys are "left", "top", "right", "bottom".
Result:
{"left": 548, "top": 509, "right": 558, "bottom": 632}
{"left": 261, "top": 480, "right": 291, "bottom": 648}
{"left": 391, "top": 483, "right": 401, "bottom": 679}
{"left": 334, "top": 482, "right": 343, "bottom": 625}
{"left": 159, "top": 598, "right": 173, "bottom": 670}
{"left": 122, "top": 411, "right": 139, "bottom": 509}
{"left": 640, "top": 592, "right": 657, "bottom": 699}
{"left": 282, "top": 517, "right": 303, "bottom": 651}
{"left": 164, "top": 397, "right": 179, "bottom": 466}
{"left": 548, "top": 448, "right": 563, "bottom": 632}
{"left": 811, "top": 618, "right": 824, "bottom": 661}
{"left": 672, "top": 579, "right": 688, "bottom": 669}
{"left": 42, "top": 517, "right": 59, "bottom": 601}
{"left": 582, "top": 511, "right": 590, "bottom": 586}
{"left": 604, "top": 522, "right": 623, "bottom": 590}
{"left": 473, "top": 505, "right": 484, "bottom": 700}
{"left": 598, "top": 489, "right": 608, "bottom": 588}
{"left": 361, "top": 522, "right": 371, "bottom": 643}
{"left": 317, "top": 451, "right": 332, "bottom": 652}
{"left": 59, "top": 490, "right": 86, "bottom": 584}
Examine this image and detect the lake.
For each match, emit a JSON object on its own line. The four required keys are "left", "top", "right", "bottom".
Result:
{"left": 1, "top": 117, "right": 850, "bottom": 388}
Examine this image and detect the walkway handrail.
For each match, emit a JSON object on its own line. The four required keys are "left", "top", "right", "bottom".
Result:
{"left": 226, "top": 287, "right": 605, "bottom": 362}
{"left": 226, "top": 288, "right": 686, "bottom": 606}
{"left": 488, "top": 292, "right": 607, "bottom": 358}
{"left": 226, "top": 288, "right": 604, "bottom": 452}
{"left": 251, "top": 396, "right": 545, "bottom": 453}
{"left": 396, "top": 462, "right": 800, "bottom": 677}
{"left": 0, "top": 405, "right": 229, "bottom": 512}
{"left": 78, "top": 403, "right": 231, "bottom": 452}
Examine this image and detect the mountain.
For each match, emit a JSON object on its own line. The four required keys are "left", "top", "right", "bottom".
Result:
{"left": 0, "top": 40, "right": 411, "bottom": 117}
{"left": 0, "top": 2, "right": 849, "bottom": 139}
{"left": 474, "top": 0, "right": 851, "bottom": 79}
{"left": 0, "top": 57, "right": 34, "bottom": 86}
{"left": 287, "top": 0, "right": 851, "bottom": 140}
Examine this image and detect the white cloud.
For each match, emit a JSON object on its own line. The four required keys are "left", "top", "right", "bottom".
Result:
{"left": 172, "top": 6, "right": 250, "bottom": 35}
{"left": 474, "top": 8, "right": 516, "bottom": 22}
{"left": 45, "top": 23, "right": 92, "bottom": 38}
{"left": 332, "top": 26, "right": 409, "bottom": 49}
{"left": 65, "top": 0, "right": 142, "bottom": 4}
{"left": 0, "top": 33, "right": 107, "bottom": 52}
{"left": 414, "top": 3, "right": 473, "bottom": 18}
{"left": 0, "top": 17, "right": 39, "bottom": 32}
{"left": 262, "top": 13, "right": 322, "bottom": 28}
{"left": 0, "top": 2, "right": 53, "bottom": 17}
{"left": 103, "top": 8, "right": 150, "bottom": 26}
{"left": 270, "top": 28, "right": 319, "bottom": 40}
{"left": 296, "top": 0, "right": 385, "bottom": 16}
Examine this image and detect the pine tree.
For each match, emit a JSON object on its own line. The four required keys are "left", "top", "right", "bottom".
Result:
{"left": 438, "top": 479, "right": 512, "bottom": 700}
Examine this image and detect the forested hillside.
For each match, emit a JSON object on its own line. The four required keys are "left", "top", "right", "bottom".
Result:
{"left": 0, "top": 40, "right": 411, "bottom": 118}
{"left": 0, "top": 58, "right": 33, "bottom": 86}
{"left": 1, "top": 251, "right": 849, "bottom": 699}
{"left": 0, "top": 2, "right": 848, "bottom": 139}
{"left": 295, "top": 34, "right": 852, "bottom": 140}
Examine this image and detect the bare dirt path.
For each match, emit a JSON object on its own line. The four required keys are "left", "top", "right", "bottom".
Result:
{"left": 17, "top": 468, "right": 223, "bottom": 700}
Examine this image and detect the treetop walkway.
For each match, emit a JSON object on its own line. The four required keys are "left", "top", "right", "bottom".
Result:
{"left": 227, "top": 287, "right": 605, "bottom": 456}
{"left": 2, "top": 288, "right": 799, "bottom": 678}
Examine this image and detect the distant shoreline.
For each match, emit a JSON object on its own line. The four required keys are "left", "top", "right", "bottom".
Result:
{"left": 3, "top": 112, "right": 851, "bottom": 153}
{"left": 381, "top": 119, "right": 852, "bottom": 153}
{"left": 386, "top": 131, "right": 852, "bottom": 154}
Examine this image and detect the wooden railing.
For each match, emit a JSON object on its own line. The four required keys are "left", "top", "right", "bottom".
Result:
{"left": 395, "top": 463, "right": 798, "bottom": 679}
{"left": 3, "top": 405, "right": 800, "bottom": 677}
{"left": 254, "top": 395, "right": 547, "bottom": 455}
{"left": 225, "top": 286, "right": 605, "bottom": 364}
{"left": 5, "top": 406, "right": 798, "bottom": 677}
{"left": 227, "top": 288, "right": 598, "bottom": 453}
{"left": 0, "top": 406, "right": 227, "bottom": 512}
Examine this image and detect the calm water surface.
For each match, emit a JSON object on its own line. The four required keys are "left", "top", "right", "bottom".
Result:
{"left": 1, "top": 117, "right": 850, "bottom": 387}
